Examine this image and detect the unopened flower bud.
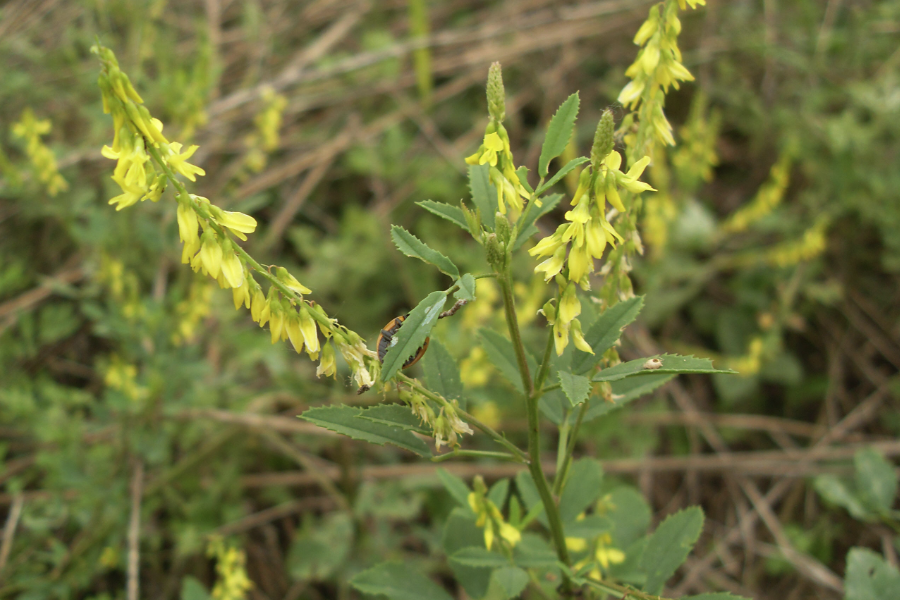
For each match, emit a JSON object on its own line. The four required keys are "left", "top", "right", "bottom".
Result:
{"left": 485, "top": 233, "right": 505, "bottom": 270}
{"left": 486, "top": 62, "right": 506, "bottom": 122}
{"left": 494, "top": 211, "right": 511, "bottom": 246}
{"left": 591, "top": 110, "right": 615, "bottom": 169}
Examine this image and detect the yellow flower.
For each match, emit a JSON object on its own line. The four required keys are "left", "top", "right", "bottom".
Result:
{"left": 558, "top": 283, "right": 581, "bottom": 325}
{"left": 176, "top": 198, "right": 199, "bottom": 246}
{"left": 316, "top": 342, "right": 336, "bottom": 378}
{"left": 298, "top": 306, "right": 320, "bottom": 357}
{"left": 534, "top": 245, "right": 567, "bottom": 281}
{"left": 276, "top": 267, "right": 312, "bottom": 296}
{"left": 215, "top": 208, "right": 258, "bottom": 241}
{"left": 164, "top": 142, "right": 205, "bottom": 182}
{"left": 286, "top": 313, "right": 305, "bottom": 354}
{"left": 199, "top": 231, "right": 223, "bottom": 279}
{"left": 232, "top": 278, "right": 251, "bottom": 310}
{"left": 464, "top": 131, "right": 504, "bottom": 166}
{"left": 220, "top": 243, "right": 244, "bottom": 289}
{"left": 571, "top": 318, "right": 593, "bottom": 354}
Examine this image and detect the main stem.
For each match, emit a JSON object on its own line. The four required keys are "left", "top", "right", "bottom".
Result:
{"left": 497, "top": 268, "right": 572, "bottom": 590}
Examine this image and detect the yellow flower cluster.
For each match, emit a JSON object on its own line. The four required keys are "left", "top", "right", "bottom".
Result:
{"left": 530, "top": 144, "right": 654, "bottom": 355}
{"left": 93, "top": 43, "right": 379, "bottom": 390}
{"left": 244, "top": 87, "right": 287, "bottom": 174}
{"left": 467, "top": 476, "right": 521, "bottom": 551}
{"left": 207, "top": 538, "right": 252, "bottom": 600}
{"left": 465, "top": 128, "right": 529, "bottom": 215}
{"left": 11, "top": 108, "right": 68, "bottom": 196}
{"left": 464, "top": 62, "right": 528, "bottom": 215}
{"left": 618, "top": 0, "right": 704, "bottom": 154}
{"left": 722, "top": 151, "right": 791, "bottom": 234}
{"left": 570, "top": 532, "right": 626, "bottom": 579}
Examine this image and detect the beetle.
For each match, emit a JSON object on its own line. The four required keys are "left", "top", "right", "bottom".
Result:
{"left": 377, "top": 314, "right": 430, "bottom": 369}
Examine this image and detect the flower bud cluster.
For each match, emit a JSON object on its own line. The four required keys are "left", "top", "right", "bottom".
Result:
{"left": 467, "top": 476, "right": 521, "bottom": 551}
{"left": 399, "top": 389, "right": 473, "bottom": 450}
{"left": 11, "top": 108, "right": 68, "bottom": 196}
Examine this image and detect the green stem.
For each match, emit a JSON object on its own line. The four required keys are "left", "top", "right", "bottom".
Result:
{"left": 398, "top": 373, "right": 528, "bottom": 463}
{"left": 431, "top": 449, "right": 521, "bottom": 463}
{"left": 552, "top": 399, "right": 588, "bottom": 495}
{"left": 497, "top": 267, "right": 572, "bottom": 592}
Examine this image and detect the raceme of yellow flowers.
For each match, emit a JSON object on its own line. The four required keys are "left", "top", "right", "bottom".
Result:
{"left": 530, "top": 112, "right": 655, "bottom": 356}
{"left": 91, "top": 43, "right": 379, "bottom": 393}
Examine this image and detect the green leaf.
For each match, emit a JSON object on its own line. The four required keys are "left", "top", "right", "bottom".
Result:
{"left": 180, "top": 577, "right": 210, "bottom": 600}
{"left": 451, "top": 547, "right": 512, "bottom": 568}
{"left": 538, "top": 92, "right": 580, "bottom": 178}
{"left": 417, "top": 200, "right": 469, "bottom": 232}
{"left": 437, "top": 467, "right": 472, "bottom": 508}
{"left": 513, "top": 534, "right": 559, "bottom": 568}
{"left": 640, "top": 506, "right": 705, "bottom": 595}
{"left": 515, "top": 166, "right": 533, "bottom": 194}
{"left": 814, "top": 475, "right": 871, "bottom": 521}
{"left": 559, "top": 459, "right": 603, "bottom": 523}
{"left": 478, "top": 328, "right": 537, "bottom": 394}
{"left": 287, "top": 513, "right": 353, "bottom": 581}
{"left": 487, "top": 566, "right": 529, "bottom": 599}
{"left": 454, "top": 273, "right": 477, "bottom": 302}
{"left": 572, "top": 296, "right": 644, "bottom": 374}
{"left": 381, "top": 291, "right": 448, "bottom": 383}
{"left": 606, "top": 487, "right": 651, "bottom": 547}
{"left": 299, "top": 405, "right": 431, "bottom": 456}
{"left": 535, "top": 157, "right": 590, "bottom": 195}
{"left": 488, "top": 478, "right": 510, "bottom": 509}
{"left": 469, "top": 164, "right": 498, "bottom": 229}
{"left": 609, "top": 373, "right": 675, "bottom": 404}
{"left": 854, "top": 448, "right": 898, "bottom": 514}
{"left": 845, "top": 547, "right": 900, "bottom": 600}
{"left": 558, "top": 371, "right": 592, "bottom": 407}
{"left": 592, "top": 354, "right": 737, "bottom": 383}
{"left": 358, "top": 404, "right": 430, "bottom": 436}
{"left": 512, "top": 193, "right": 563, "bottom": 251}
{"left": 443, "top": 508, "right": 492, "bottom": 598}
{"left": 351, "top": 562, "right": 454, "bottom": 600}
{"left": 564, "top": 515, "right": 612, "bottom": 540}
{"left": 391, "top": 225, "right": 459, "bottom": 279}
{"left": 423, "top": 339, "right": 464, "bottom": 408}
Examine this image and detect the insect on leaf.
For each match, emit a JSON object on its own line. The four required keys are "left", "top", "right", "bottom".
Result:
{"left": 381, "top": 291, "right": 448, "bottom": 383}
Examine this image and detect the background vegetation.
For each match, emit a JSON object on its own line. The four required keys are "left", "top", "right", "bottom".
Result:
{"left": 1, "top": 1, "right": 898, "bottom": 599}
